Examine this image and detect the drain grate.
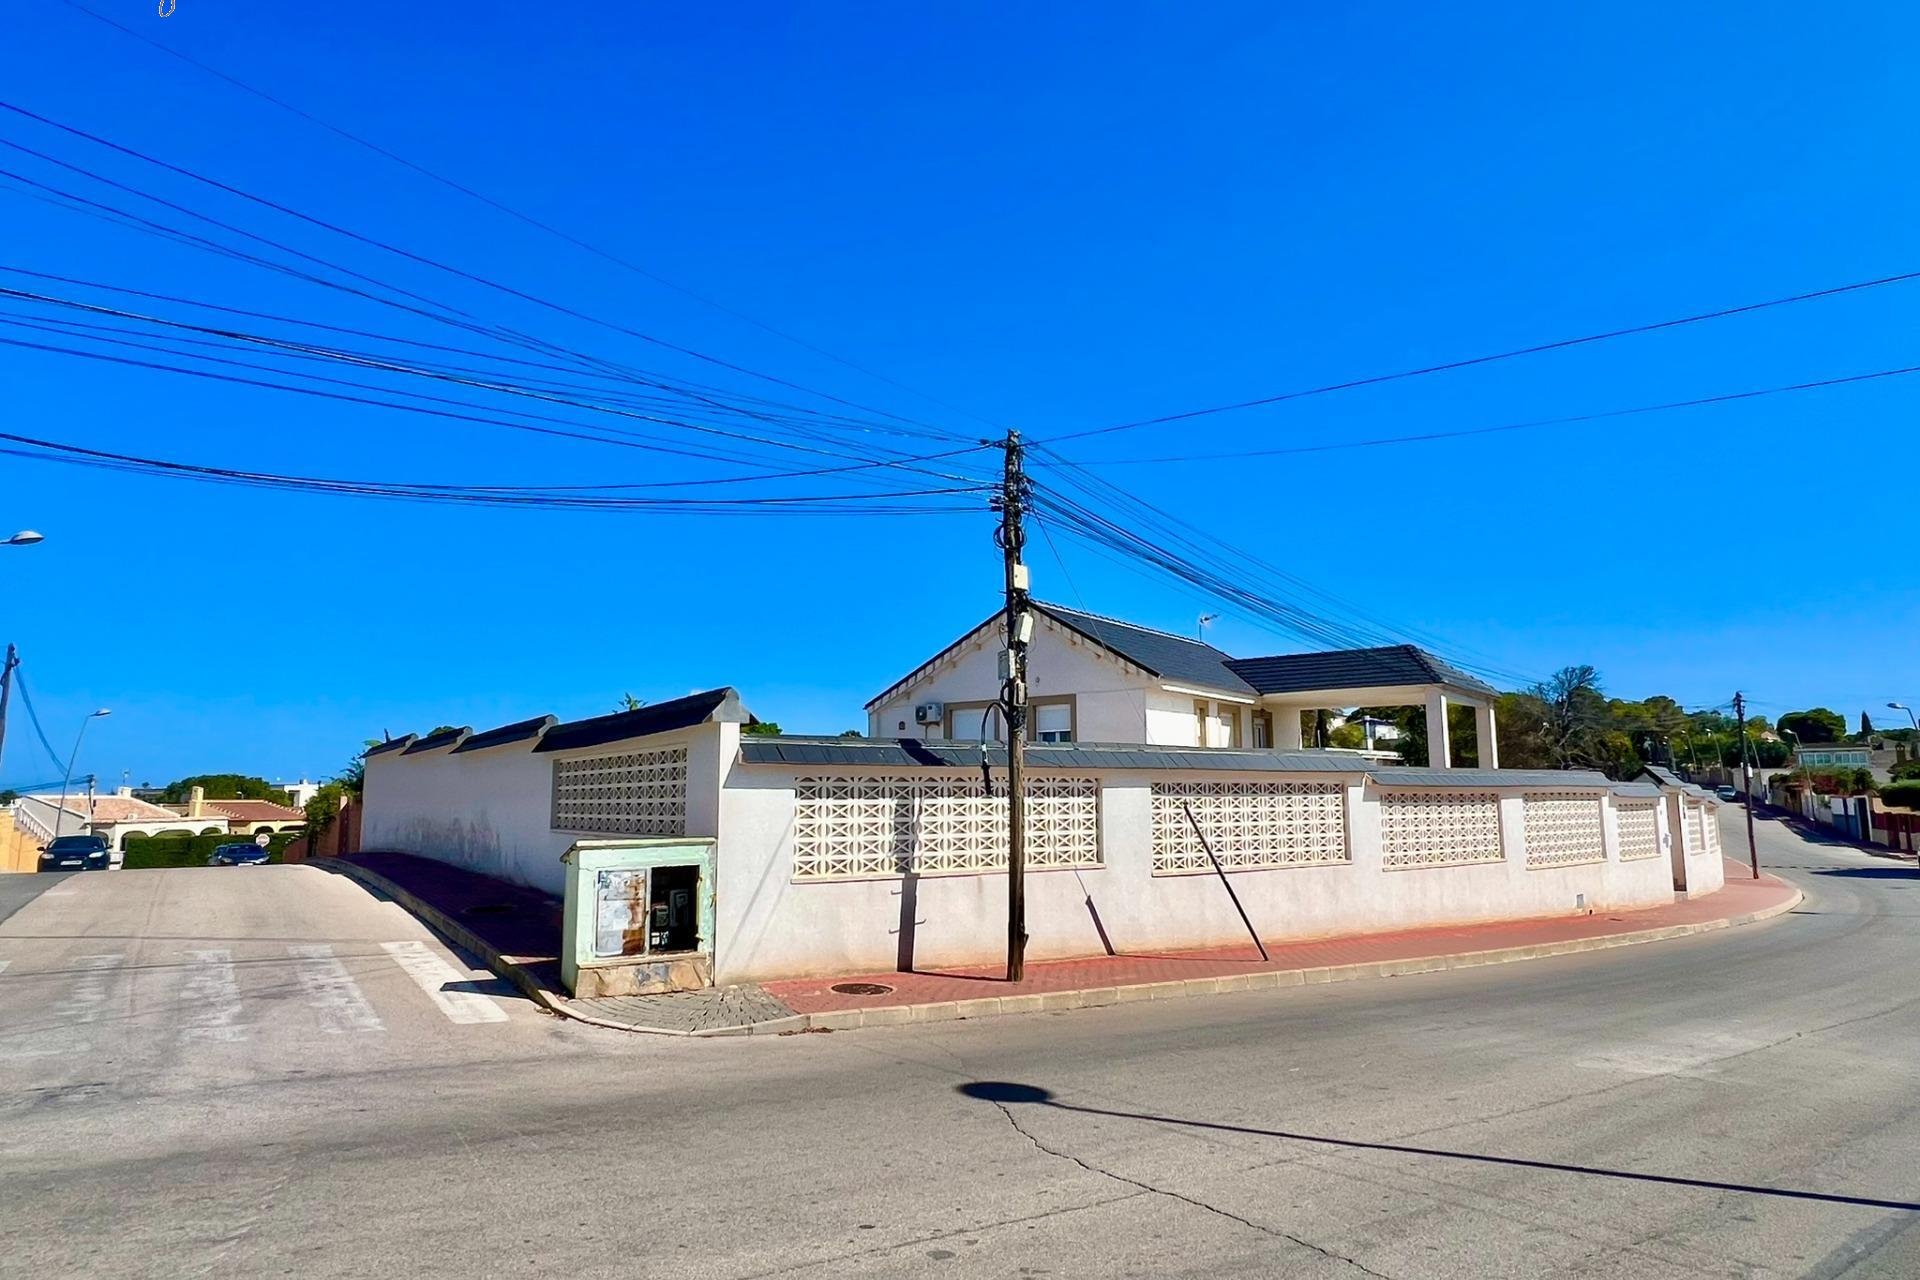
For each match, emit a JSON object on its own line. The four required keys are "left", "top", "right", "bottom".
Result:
{"left": 829, "top": 981, "right": 895, "bottom": 996}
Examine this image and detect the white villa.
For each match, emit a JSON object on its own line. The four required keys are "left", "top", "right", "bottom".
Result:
{"left": 867, "top": 603, "right": 1502, "bottom": 768}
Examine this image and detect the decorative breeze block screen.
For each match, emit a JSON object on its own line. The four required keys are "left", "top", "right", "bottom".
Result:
{"left": 551, "top": 747, "right": 688, "bottom": 835}
{"left": 1682, "top": 803, "right": 1704, "bottom": 856}
{"left": 1615, "top": 800, "right": 1660, "bottom": 861}
{"left": 1150, "top": 780, "right": 1348, "bottom": 873}
{"left": 1701, "top": 804, "right": 1721, "bottom": 856}
{"left": 1380, "top": 791, "right": 1503, "bottom": 869}
{"left": 792, "top": 774, "right": 1099, "bottom": 880}
{"left": 1522, "top": 792, "right": 1606, "bottom": 868}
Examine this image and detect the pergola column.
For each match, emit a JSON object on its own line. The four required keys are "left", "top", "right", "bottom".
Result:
{"left": 1425, "top": 689, "right": 1452, "bottom": 768}
{"left": 1474, "top": 701, "right": 1499, "bottom": 769}
{"left": 1272, "top": 707, "right": 1303, "bottom": 750}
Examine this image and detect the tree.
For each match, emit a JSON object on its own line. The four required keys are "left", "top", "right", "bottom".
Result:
{"left": 1890, "top": 759, "right": 1920, "bottom": 782}
{"left": 1326, "top": 721, "right": 1366, "bottom": 750}
{"left": 615, "top": 693, "right": 645, "bottom": 712}
{"left": 837, "top": 729, "right": 864, "bottom": 738}
{"left": 1778, "top": 708, "right": 1845, "bottom": 745}
{"left": 1882, "top": 780, "right": 1920, "bottom": 809}
{"left": 158, "top": 774, "right": 290, "bottom": 805}
{"left": 742, "top": 721, "right": 782, "bottom": 737}
{"left": 0, "top": 789, "right": 16, "bottom": 806}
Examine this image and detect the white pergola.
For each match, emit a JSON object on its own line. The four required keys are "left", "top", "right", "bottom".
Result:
{"left": 1263, "top": 681, "right": 1499, "bottom": 769}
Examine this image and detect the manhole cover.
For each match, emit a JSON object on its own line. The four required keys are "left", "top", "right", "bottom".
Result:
{"left": 830, "top": 982, "right": 895, "bottom": 996}
{"left": 461, "top": 903, "right": 515, "bottom": 918}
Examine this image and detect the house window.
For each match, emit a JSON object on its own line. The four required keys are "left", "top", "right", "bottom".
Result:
{"left": 947, "top": 704, "right": 1004, "bottom": 742}
{"left": 1252, "top": 710, "right": 1273, "bottom": 750}
{"left": 1222, "top": 707, "right": 1242, "bottom": 748}
{"left": 1033, "top": 703, "right": 1073, "bottom": 743}
{"left": 1194, "top": 700, "right": 1209, "bottom": 746}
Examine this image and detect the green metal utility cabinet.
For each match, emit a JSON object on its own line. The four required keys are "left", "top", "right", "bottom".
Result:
{"left": 559, "top": 838, "right": 716, "bottom": 997}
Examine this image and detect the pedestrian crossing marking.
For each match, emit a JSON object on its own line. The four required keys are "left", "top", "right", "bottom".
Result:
{"left": 287, "top": 943, "right": 385, "bottom": 1034}
{"left": 381, "top": 941, "right": 510, "bottom": 1024}
{"left": 181, "top": 949, "right": 247, "bottom": 1042}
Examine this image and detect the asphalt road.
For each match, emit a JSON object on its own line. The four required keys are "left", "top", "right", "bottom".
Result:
{"left": 3, "top": 812, "right": 1916, "bottom": 1279}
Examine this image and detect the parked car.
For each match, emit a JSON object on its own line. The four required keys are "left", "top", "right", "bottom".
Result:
{"left": 207, "top": 842, "right": 270, "bottom": 867}
{"left": 38, "top": 834, "right": 111, "bottom": 872}
{"left": 1715, "top": 784, "right": 1739, "bottom": 802}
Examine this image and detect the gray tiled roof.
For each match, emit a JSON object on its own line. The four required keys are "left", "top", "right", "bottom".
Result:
{"left": 1225, "top": 645, "right": 1500, "bottom": 698}
{"left": 1035, "top": 603, "right": 1256, "bottom": 694}
{"left": 1370, "top": 767, "right": 1613, "bottom": 788}
{"left": 535, "top": 687, "right": 753, "bottom": 754}
{"left": 400, "top": 726, "right": 469, "bottom": 755}
{"left": 454, "top": 715, "right": 558, "bottom": 754}
{"left": 740, "top": 737, "right": 1613, "bottom": 787}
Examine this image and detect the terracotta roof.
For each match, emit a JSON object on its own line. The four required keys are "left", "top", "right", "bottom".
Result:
{"left": 203, "top": 799, "right": 306, "bottom": 822}
{"left": 25, "top": 794, "right": 182, "bottom": 823}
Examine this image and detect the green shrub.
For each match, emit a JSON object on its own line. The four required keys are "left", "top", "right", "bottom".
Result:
{"left": 120, "top": 831, "right": 297, "bottom": 870}
{"left": 1882, "top": 780, "right": 1920, "bottom": 810}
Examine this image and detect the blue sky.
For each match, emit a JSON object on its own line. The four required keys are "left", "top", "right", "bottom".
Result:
{"left": 2, "top": 2, "right": 1916, "bottom": 789}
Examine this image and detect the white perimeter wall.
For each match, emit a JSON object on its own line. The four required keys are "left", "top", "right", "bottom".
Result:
{"left": 713, "top": 767, "right": 1685, "bottom": 984}
{"left": 365, "top": 720, "right": 1709, "bottom": 987}
{"left": 362, "top": 724, "right": 730, "bottom": 899}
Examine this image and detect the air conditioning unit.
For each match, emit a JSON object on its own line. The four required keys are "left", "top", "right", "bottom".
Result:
{"left": 914, "top": 702, "right": 945, "bottom": 726}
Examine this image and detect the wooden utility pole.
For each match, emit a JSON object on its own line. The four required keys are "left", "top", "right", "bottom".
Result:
{"left": 0, "top": 643, "right": 16, "bottom": 778}
{"left": 997, "top": 432, "right": 1032, "bottom": 981}
{"left": 1734, "top": 690, "right": 1759, "bottom": 880}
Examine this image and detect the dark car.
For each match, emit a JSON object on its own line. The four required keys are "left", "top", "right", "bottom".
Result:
{"left": 208, "top": 842, "right": 270, "bottom": 867}
{"left": 39, "top": 834, "right": 111, "bottom": 872}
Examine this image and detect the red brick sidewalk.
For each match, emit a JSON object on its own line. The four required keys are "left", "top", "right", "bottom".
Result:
{"left": 763, "top": 861, "right": 1800, "bottom": 1016}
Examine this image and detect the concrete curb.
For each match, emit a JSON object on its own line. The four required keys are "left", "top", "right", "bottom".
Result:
{"left": 315, "top": 857, "right": 1802, "bottom": 1039}
{"left": 310, "top": 858, "right": 579, "bottom": 1022}
{"left": 749, "top": 881, "right": 1806, "bottom": 1038}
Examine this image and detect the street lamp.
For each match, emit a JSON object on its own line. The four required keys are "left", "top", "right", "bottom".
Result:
{"left": 49, "top": 709, "right": 110, "bottom": 841}
{"left": 3, "top": 530, "right": 43, "bottom": 547}
{"left": 1889, "top": 701, "right": 1919, "bottom": 732}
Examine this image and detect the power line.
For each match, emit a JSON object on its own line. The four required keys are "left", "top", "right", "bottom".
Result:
{"left": 0, "top": 100, "right": 972, "bottom": 441}
{"left": 0, "top": 152, "right": 980, "bottom": 477}
{"left": 1046, "top": 268, "right": 1920, "bottom": 444}
{"left": 1071, "top": 362, "right": 1920, "bottom": 464}
{"left": 0, "top": 265, "right": 941, "bottom": 430}
{"left": 0, "top": 291, "right": 995, "bottom": 484}
{"left": 9, "top": 667, "right": 71, "bottom": 775}
{"left": 0, "top": 428, "right": 990, "bottom": 515}
{"left": 57, "top": 0, "right": 1006, "bottom": 434}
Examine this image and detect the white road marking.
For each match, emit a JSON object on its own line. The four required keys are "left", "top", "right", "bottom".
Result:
{"left": 380, "top": 941, "right": 509, "bottom": 1024}
{"left": 56, "top": 954, "right": 122, "bottom": 1024}
{"left": 180, "top": 949, "right": 247, "bottom": 1042}
{"left": 0, "top": 960, "right": 10, "bottom": 975}
{"left": 0, "top": 953, "right": 122, "bottom": 1061}
{"left": 288, "top": 944, "right": 384, "bottom": 1034}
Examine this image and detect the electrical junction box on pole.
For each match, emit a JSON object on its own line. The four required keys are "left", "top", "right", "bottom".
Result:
{"left": 559, "top": 838, "right": 716, "bottom": 997}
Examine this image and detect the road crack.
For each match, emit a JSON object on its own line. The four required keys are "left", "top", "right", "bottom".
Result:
{"left": 989, "top": 1099, "right": 1396, "bottom": 1279}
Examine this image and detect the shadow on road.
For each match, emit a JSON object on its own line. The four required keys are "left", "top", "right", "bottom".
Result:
{"left": 955, "top": 1081, "right": 1920, "bottom": 1213}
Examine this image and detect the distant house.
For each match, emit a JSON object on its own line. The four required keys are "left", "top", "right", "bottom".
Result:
{"left": 866, "top": 602, "right": 1502, "bottom": 768}
{"left": 11, "top": 790, "right": 204, "bottom": 854}
{"left": 1794, "top": 744, "right": 1872, "bottom": 769}
{"left": 160, "top": 786, "right": 307, "bottom": 836}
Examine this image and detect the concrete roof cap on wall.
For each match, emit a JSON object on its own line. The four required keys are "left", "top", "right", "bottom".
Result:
{"left": 534, "top": 687, "right": 755, "bottom": 754}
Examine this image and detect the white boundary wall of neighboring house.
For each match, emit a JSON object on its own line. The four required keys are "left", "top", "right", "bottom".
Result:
{"left": 364, "top": 720, "right": 1707, "bottom": 985}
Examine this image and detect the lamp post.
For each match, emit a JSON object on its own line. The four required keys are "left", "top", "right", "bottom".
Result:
{"left": 49, "top": 709, "right": 110, "bottom": 841}
{"left": 1889, "top": 701, "right": 1919, "bottom": 733}
{"left": 3, "top": 530, "right": 44, "bottom": 547}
